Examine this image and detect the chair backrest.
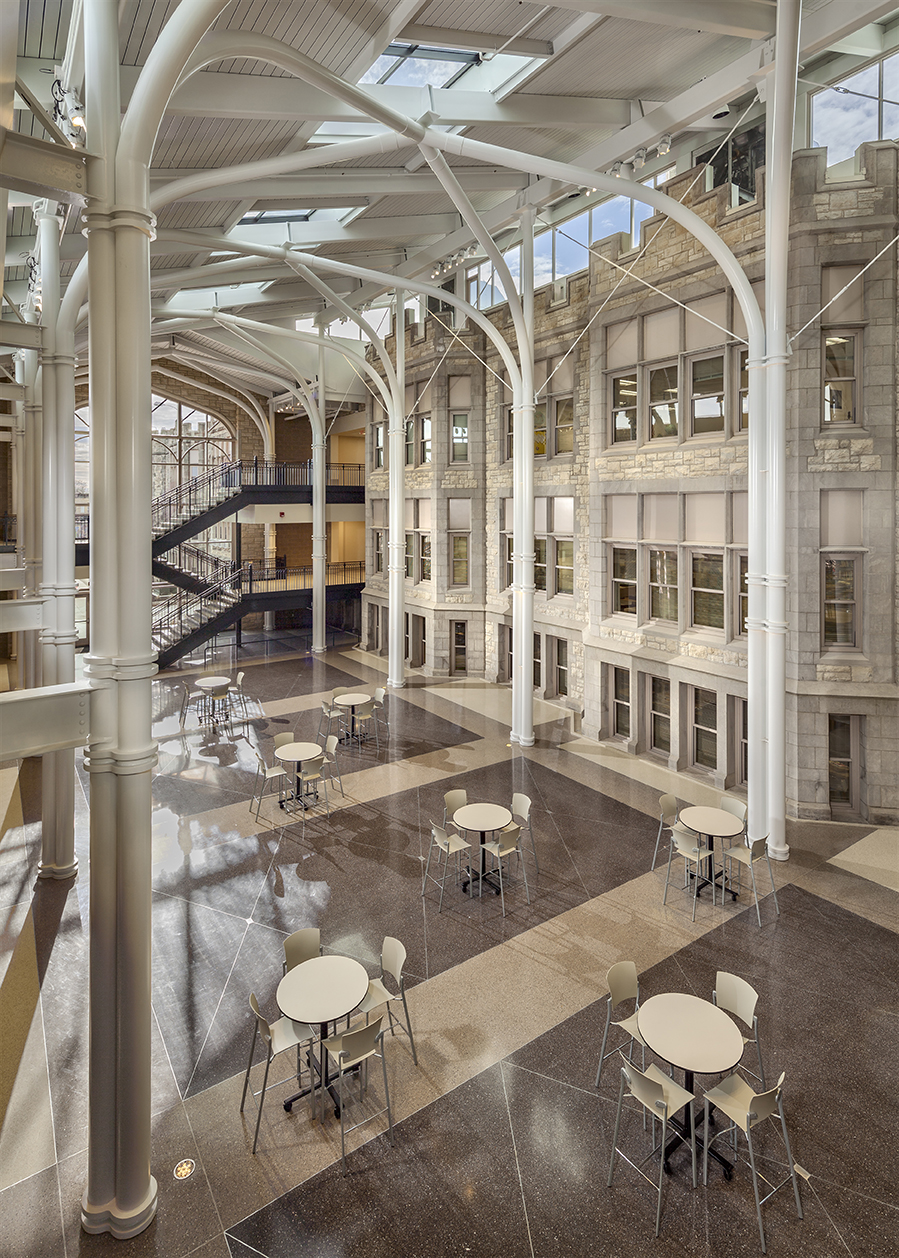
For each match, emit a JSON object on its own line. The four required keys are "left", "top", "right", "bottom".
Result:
{"left": 321, "top": 698, "right": 334, "bottom": 715}
{"left": 381, "top": 936, "right": 406, "bottom": 985}
{"left": 273, "top": 732, "right": 294, "bottom": 750}
{"left": 748, "top": 835, "right": 769, "bottom": 860}
{"left": 430, "top": 820, "right": 450, "bottom": 850}
{"left": 248, "top": 992, "right": 272, "bottom": 1045}
{"left": 300, "top": 754, "right": 325, "bottom": 778}
{"left": 337, "top": 1016, "right": 383, "bottom": 1066}
{"left": 324, "top": 734, "right": 338, "bottom": 757}
{"left": 254, "top": 751, "right": 267, "bottom": 772}
{"left": 283, "top": 927, "right": 321, "bottom": 972}
{"left": 606, "top": 960, "right": 639, "bottom": 1009}
{"left": 444, "top": 789, "right": 467, "bottom": 818}
{"left": 374, "top": 686, "right": 386, "bottom": 704}
{"left": 496, "top": 822, "right": 521, "bottom": 854}
{"left": 714, "top": 971, "right": 758, "bottom": 1027}
{"left": 621, "top": 1056, "right": 666, "bottom": 1114}
{"left": 355, "top": 699, "right": 375, "bottom": 718}
{"left": 235, "top": 671, "right": 245, "bottom": 686}
{"left": 659, "top": 792, "right": 678, "bottom": 823}
{"left": 720, "top": 795, "right": 748, "bottom": 824}
{"left": 747, "top": 1071, "right": 786, "bottom": 1129}
{"left": 511, "top": 792, "right": 531, "bottom": 822}
{"left": 332, "top": 685, "right": 352, "bottom": 700}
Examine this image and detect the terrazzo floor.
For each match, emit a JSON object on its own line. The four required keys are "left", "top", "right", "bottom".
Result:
{"left": 1, "top": 636, "right": 896, "bottom": 1258}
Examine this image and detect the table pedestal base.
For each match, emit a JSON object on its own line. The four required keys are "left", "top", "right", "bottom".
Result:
{"left": 662, "top": 1069, "right": 733, "bottom": 1179}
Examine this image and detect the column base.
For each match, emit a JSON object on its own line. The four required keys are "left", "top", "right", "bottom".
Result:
{"left": 37, "top": 858, "right": 78, "bottom": 880}
{"left": 768, "top": 843, "right": 790, "bottom": 862}
{"left": 81, "top": 1177, "right": 158, "bottom": 1238}
{"left": 517, "top": 736, "right": 535, "bottom": 747}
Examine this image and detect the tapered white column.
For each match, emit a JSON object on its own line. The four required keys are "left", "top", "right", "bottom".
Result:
{"left": 512, "top": 208, "right": 536, "bottom": 747}
{"left": 387, "top": 291, "right": 405, "bottom": 689}
{"left": 311, "top": 324, "right": 327, "bottom": 652}
{"left": 764, "top": 0, "right": 801, "bottom": 860}
{"left": 80, "top": 0, "right": 157, "bottom": 1237}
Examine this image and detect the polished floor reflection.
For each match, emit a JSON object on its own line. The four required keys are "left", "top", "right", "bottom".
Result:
{"left": 1, "top": 636, "right": 896, "bottom": 1258}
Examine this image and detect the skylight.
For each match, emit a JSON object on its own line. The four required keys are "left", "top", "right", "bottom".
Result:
{"left": 359, "top": 43, "right": 480, "bottom": 90}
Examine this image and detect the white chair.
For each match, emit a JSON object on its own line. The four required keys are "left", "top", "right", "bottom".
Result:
{"left": 293, "top": 754, "right": 330, "bottom": 836}
{"left": 422, "top": 820, "right": 470, "bottom": 911}
{"left": 652, "top": 793, "right": 693, "bottom": 870}
{"left": 228, "top": 670, "right": 249, "bottom": 718}
{"left": 351, "top": 699, "right": 380, "bottom": 749}
{"left": 702, "top": 1071, "right": 803, "bottom": 1253}
{"left": 481, "top": 822, "right": 530, "bottom": 917}
{"left": 594, "top": 960, "right": 646, "bottom": 1087}
{"left": 442, "top": 789, "right": 467, "bottom": 826}
{"left": 179, "top": 680, "right": 206, "bottom": 726}
{"left": 239, "top": 993, "right": 316, "bottom": 1153}
{"left": 511, "top": 792, "right": 538, "bottom": 872}
{"left": 722, "top": 835, "right": 780, "bottom": 927}
{"left": 206, "top": 681, "right": 232, "bottom": 725}
{"left": 372, "top": 686, "right": 389, "bottom": 737}
{"left": 273, "top": 731, "right": 294, "bottom": 752}
{"left": 322, "top": 733, "right": 344, "bottom": 796}
{"left": 719, "top": 794, "right": 748, "bottom": 837}
{"left": 317, "top": 696, "right": 344, "bottom": 740}
{"left": 607, "top": 1054, "right": 697, "bottom": 1237}
{"left": 250, "top": 751, "right": 287, "bottom": 820}
{"left": 663, "top": 830, "right": 708, "bottom": 920}
{"left": 713, "top": 971, "right": 767, "bottom": 1088}
{"left": 282, "top": 927, "right": 321, "bottom": 973}
{"left": 352, "top": 936, "right": 418, "bottom": 1065}
{"left": 321, "top": 1016, "right": 394, "bottom": 1172}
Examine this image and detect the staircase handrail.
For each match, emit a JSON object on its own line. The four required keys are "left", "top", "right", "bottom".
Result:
{"left": 157, "top": 542, "right": 236, "bottom": 586}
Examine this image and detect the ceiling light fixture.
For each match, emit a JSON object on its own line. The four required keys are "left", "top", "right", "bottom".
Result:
{"left": 658, "top": 134, "right": 672, "bottom": 156}
{"left": 610, "top": 161, "right": 622, "bottom": 178}
{"left": 633, "top": 148, "right": 647, "bottom": 170}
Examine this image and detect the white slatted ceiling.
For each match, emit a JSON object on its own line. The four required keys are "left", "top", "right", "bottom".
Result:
{"left": 16, "top": 0, "right": 71, "bottom": 58}
{"left": 152, "top": 116, "right": 299, "bottom": 170}
{"left": 412, "top": 1, "right": 570, "bottom": 42}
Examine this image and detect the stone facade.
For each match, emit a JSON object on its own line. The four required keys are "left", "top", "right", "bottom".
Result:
{"left": 361, "top": 144, "right": 898, "bottom": 824}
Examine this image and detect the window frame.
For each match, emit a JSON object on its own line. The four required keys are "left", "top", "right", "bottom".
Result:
{"left": 449, "top": 533, "right": 470, "bottom": 586}
{"left": 688, "top": 351, "right": 726, "bottom": 438}
{"left": 647, "top": 360, "right": 679, "bottom": 441}
{"left": 735, "top": 551, "right": 749, "bottom": 638}
{"left": 648, "top": 675, "right": 671, "bottom": 758}
{"left": 554, "top": 637, "right": 569, "bottom": 697}
{"left": 610, "top": 370, "right": 638, "bottom": 444}
{"left": 691, "top": 685, "right": 718, "bottom": 772}
{"left": 611, "top": 545, "right": 638, "bottom": 616}
{"left": 821, "top": 551, "right": 862, "bottom": 651}
{"left": 450, "top": 411, "right": 469, "bottom": 463}
{"left": 689, "top": 549, "right": 726, "bottom": 633}
{"left": 612, "top": 666, "right": 630, "bottom": 739}
{"left": 372, "top": 421, "right": 385, "bottom": 468}
{"left": 647, "top": 547, "right": 678, "bottom": 623}
{"left": 373, "top": 529, "right": 384, "bottom": 574}
{"left": 822, "top": 330, "right": 860, "bottom": 427}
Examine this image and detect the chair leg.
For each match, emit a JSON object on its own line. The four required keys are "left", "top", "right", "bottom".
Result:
{"left": 381, "top": 1046, "right": 394, "bottom": 1143}
{"left": 606, "top": 1070, "right": 626, "bottom": 1187}
{"left": 745, "top": 1127, "right": 767, "bottom": 1254}
{"left": 663, "top": 839, "right": 675, "bottom": 905}
{"left": 656, "top": 1113, "right": 667, "bottom": 1236}
{"left": 496, "top": 853, "right": 506, "bottom": 917}
{"left": 338, "top": 1067, "right": 347, "bottom": 1174}
{"left": 651, "top": 817, "right": 663, "bottom": 870}
{"left": 778, "top": 1098, "right": 803, "bottom": 1220}
{"left": 519, "top": 845, "right": 531, "bottom": 906}
{"left": 749, "top": 862, "right": 762, "bottom": 927}
{"left": 437, "top": 845, "right": 450, "bottom": 913}
{"left": 252, "top": 1053, "right": 272, "bottom": 1154}
{"left": 690, "top": 857, "right": 699, "bottom": 922}
{"left": 765, "top": 852, "right": 780, "bottom": 916}
{"left": 594, "top": 1006, "right": 612, "bottom": 1087}
{"left": 240, "top": 1025, "right": 258, "bottom": 1112}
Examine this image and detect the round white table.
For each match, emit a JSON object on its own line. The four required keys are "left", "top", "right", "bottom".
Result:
{"left": 334, "top": 692, "right": 372, "bottom": 742}
{"left": 679, "top": 806, "right": 746, "bottom": 902}
{"left": 453, "top": 803, "right": 513, "bottom": 894}
{"left": 194, "top": 675, "right": 232, "bottom": 721}
{"left": 638, "top": 992, "right": 744, "bottom": 1177}
{"left": 275, "top": 741, "right": 324, "bottom": 810}
{"left": 277, "top": 955, "right": 370, "bottom": 1115}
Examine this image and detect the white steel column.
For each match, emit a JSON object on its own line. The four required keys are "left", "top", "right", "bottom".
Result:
{"left": 311, "top": 324, "right": 327, "bottom": 652}
{"left": 764, "top": 0, "right": 801, "bottom": 860}
{"left": 513, "top": 208, "right": 536, "bottom": 746}
{"left": 80, "top": 0, "right": 157, "bottom": 1237}
{"left": 387, "top": 290, "right": 406, "bottom": 688}
{"left": 264, "top": 400, "right": 276, "bottom": 631}
{"left": 36, "top": 198, "right": 76, "bottom": 878}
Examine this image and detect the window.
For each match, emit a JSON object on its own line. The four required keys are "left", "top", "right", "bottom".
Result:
{"left": 373, "top": 530, "right": 384, "bottom": 573}
{"left": 690, "top": 355, "right": 725, "bottom": 435}
{"left": 811, "top": 53, "right": 899, "bottom": 164}
{"left": 404, "top": 532, "right": 413, "bottom": 578}
{"left": 418, "top": 532, "right": 431, "bottom": 581}
{"left": 828, "top": 714, "right": 862, "bottom": 815}
{"left": 696, "top": 123, "right": 765, "bottom": 202}
{"left": 404, "top": 417, "right": 414, "bottom": 465}
{"left": 505, "top": 406, "right": 514, "bottom": 460}
{"left": 738, "top": 349, "right": 749, "bottom": 430}
{"left": 534, "top": 402, "right": 547, "bottom": 457}
{"left": 533, "top": 632, "right": 542, "bottom": 688}
{"left": 373, "top": 421, "right": 385, "bottom": 468}
{"left": 555, "top": 638, "right": 569, "bottom": 696}
{"left": 823, "top": 334, "right": 857, "bottom": 424}
{"left": 691, "top": 553, "right": 724, "bottom": 630}
{"left": 648, "top": 364, "right": 678, "bottom": 438}
{"left": 451, "top": 622, "right": 467, "bottom": 674}
{"left": 534, "top": 537, "right": 547, "bottom": 591}
{"left": 611, "top": 373, "right": 637, "bottom": 442}
{"left": 449, "top": 497, "right": 471, "bottom": 587}
{"left": 736, "top": 554, "right": 749, "bottom": 636}
{"left": 736, "top": 698, "right": 748, "bottom": 785}
{"left": 555, "top": 395, "right": 574, "bottom": 454}
{"left": 420, "top": 415, "right": 432, "bottom": 464}
{"left": 692, "top": 687, "right": 718, "bottom": 770}
{"left": 404, "top": 383, "right": 432, "bottom": 466}
{"left": 551, "top": 497, "right": 575, "bottom": 595}
{"left": 649, "top": 677, "right": 670, "bottom": 755}
{"left": 822, "top": 554, "right": 860, "bottom": 649}
{"left": 613, "top": 667, "right": 630, "bottom": 737}
{"left": 648, "top": 549, "right": 677, "bottom": 621}
{"left": 612, "top": 547, "right": 637, "bottom": 614}
{"left": 451, "top": 412, "right": 469, "bottom": 461}
{"left": 555, "top": 540, "right": 574, "bottom": 595}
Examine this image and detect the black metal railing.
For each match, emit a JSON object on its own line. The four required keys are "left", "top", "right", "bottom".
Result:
{"left": 0, "top": 514, "right": 17, "bottom": 545}
{"left": 75, "top": 514, "right": 89, "bottom": 541}
{"left": 150, "top": 460, "right": 365, "bottom": 537}
{"left": 151, "top": 559, "right": 365, "bottom": 647}
{"left": 159, "top": 542, "right": 237, "bottom": 586}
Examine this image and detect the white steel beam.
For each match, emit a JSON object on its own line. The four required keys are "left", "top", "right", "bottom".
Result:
{"left": 543, "top": 0, "right": 776, "bottom": 40}
{"left": 0, "top": 596, "right": 43, "bottom": 632}
{"left": 0, "top": 681, "right": 91, "bottom": 758}
{"left": 398, "top": 24, "right": 553, "bottom": 57}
